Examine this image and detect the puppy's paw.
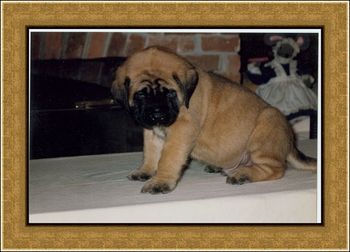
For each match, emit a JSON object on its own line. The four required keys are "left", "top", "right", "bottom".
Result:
{"left": 226, "top": 175, "right": 250, "bottom": 185}
{"left": 204, "top": 165, "right": 223, "bottom": 173}
{"left": 141, "top": 178, "right": 176, "bottom": 194}
{"left": 127, "top": 170, "right": 152, "bottom": 181}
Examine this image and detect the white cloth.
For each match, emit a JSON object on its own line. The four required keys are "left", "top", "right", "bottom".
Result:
{"left": 29, "top": 140, "right": 318, "bottom": 223}
{"left": 256, "top": 60, "right": 317, "bottom": 115}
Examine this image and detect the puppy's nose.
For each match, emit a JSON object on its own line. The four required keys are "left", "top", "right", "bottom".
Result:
{"left": 149, "top": 110, "right": 166, "bottom": 122}
{"left": 152, "top": 112, "right": 165, "bottom": 120}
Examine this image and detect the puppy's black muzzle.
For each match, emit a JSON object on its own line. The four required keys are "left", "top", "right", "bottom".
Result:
{"left": 130, "top": 85, "right": 179, "bottom": 129}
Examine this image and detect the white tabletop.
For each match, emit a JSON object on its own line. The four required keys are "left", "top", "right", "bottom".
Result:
{"left": 29, "top": 139, "right": 318, "bottom": 223}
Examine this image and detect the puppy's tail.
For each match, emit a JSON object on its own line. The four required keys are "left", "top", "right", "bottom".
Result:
{"left": 287, "top": 147, "right": 317, "bottom": 171}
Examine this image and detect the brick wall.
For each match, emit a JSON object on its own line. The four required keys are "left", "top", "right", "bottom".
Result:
{"left": 31, "top": 32, "right": 241, "bottom": 84}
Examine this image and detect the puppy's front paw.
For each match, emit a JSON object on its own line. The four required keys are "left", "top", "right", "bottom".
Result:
{"left": 204, "top": 165, "right": 223, "bottom": 173}
{"left": 127, "top": 170, "right": 152, "bottom": 181}
{"left": 141, "top": 178, "right": 176, "bottom": 194}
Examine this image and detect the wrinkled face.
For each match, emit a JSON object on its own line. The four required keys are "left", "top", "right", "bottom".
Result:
{"left": 130, "top": 78, "right": 180, "bottom": 129}
{"left": 111, "top": 47, "right": 198, "bottom": 129}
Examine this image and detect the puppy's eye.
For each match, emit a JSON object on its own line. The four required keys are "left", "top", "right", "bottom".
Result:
{"left": 167, "top": 90, "right": 177, "bottom": 98}
{"left": 135, "top": 92, "right": 145, "bottom": 99}
{"left": 134, "top": 91, "right": 146, "bottom": 99}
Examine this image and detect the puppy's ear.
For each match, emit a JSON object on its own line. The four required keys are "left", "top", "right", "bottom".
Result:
{"left": 111, "top": 65, "right": 131, "bottom": 109}
{"left": 172, "top": 68, "right": 198, "bottom": 109}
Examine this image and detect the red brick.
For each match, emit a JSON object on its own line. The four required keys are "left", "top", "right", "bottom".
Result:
{"left": 87, "top": 33, "right": 107, "bottom": 59}
{"left": 219, "top": 54, "right": 241, "bottom": 83}
{"left": 201, "top": 35, "right": 239, "bottom": 52}
{"left": 126, "top": 34, "right": 146, "bottom": 55}
{"left": 65, "top": 32, "right": 87, "bottom": 59}
{"left": 186, "top": 55, "right": 220, "bottom": 71}
{"left": 31, "top": 33, "right": 41, "bottom": 59}
{"left": 44, "top": 33, "right": 62, "bottom": 59}
{"left": 107, "top": 33, "right": 127, "bottom": 57}
{"left": 149, "top": 34, "right": 195, "bottom": 53}
{"left": 226, "top": 54, "right": 241, "bottom": 75}
{"left": 148, "top": 34, "right": 178, "bottom": 52}
{"left": 176, "top": 35, "right": 195, "bottom": 53}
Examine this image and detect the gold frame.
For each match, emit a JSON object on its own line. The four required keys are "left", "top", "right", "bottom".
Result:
{"left": 1, "top": 1, "right": 348, "bottom": 250}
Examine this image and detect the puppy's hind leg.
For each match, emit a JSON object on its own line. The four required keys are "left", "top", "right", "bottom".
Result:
{"left": 225, "top": 158, "right": 285, "bottom": 185}
{"left": 226, "top": 108, "right": 291, "bottom": 185}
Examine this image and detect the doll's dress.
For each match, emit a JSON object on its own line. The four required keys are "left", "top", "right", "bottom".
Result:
{"left": 255, "top": 59, "right": 318, "bottom": 115}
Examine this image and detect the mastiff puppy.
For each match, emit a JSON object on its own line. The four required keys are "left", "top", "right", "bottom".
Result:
{"left": 111, "top": 46, "right": 317, "bottom": 194}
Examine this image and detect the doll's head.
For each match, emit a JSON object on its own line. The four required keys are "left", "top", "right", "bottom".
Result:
{"left": 264, "top": 34, "right": 310, "bottom": 64}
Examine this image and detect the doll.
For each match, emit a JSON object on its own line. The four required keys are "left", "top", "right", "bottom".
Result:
{"left": 247, "top": 34, "right": 317, "bottom": 116}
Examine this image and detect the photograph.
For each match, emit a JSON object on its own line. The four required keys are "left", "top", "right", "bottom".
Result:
{"left": 28, "top": 29, "right": 321, "bottom": 224}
